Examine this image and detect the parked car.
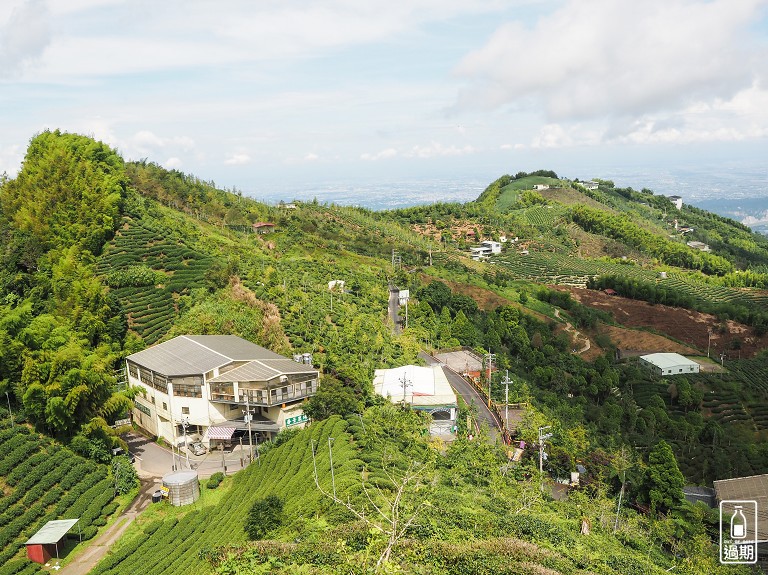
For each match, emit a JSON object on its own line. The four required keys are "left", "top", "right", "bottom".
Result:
{"left": 176, "top": 433, "right": 201, "bottom": 448}
{"left": 111, "top": 447, "right": 135, "bottom": 463}
{"left": 188, "top": 441, "right": 207, "bottom": 456}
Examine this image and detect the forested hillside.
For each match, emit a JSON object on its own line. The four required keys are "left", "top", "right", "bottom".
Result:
{"left": 2, "top": 132, "right": 768, "bottom": 573}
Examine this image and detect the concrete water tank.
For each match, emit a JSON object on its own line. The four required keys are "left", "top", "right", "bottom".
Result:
{"left": 162, "top": 470, "right": 200, "bottom": 506}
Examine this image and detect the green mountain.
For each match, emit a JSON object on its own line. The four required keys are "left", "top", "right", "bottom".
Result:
{"left": 2, "top": 132, "right": 767, "bottom": 574}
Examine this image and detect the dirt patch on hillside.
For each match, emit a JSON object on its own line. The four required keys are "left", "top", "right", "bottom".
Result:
{"left": 419, "top": 276, "right": 550, "bottom": 323}
{"left": 560, "top": 286, "right": 768, "bottom": 358}
{"left": 419, "top": 275, "right": 511, "bottom": 310}
{"left": 596, "top": 324, "right": 699, "bottom": 356}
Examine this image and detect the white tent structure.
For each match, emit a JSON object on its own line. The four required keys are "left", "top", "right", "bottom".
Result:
{"left": 639, "top": 353, "right": 700, "bottom": 376}
{"left": 373, "top": 365, "right": 458, "bottom": 433}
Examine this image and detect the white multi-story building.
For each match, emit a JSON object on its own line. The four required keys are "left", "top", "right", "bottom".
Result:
{"left": 470, "top": 240, "right": 503, "bottom": 261}
{"left": 126, "top": 335, "right": 319, "bottom": 447}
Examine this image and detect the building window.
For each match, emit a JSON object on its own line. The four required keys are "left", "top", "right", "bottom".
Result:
{"left": 182, "top": 406, "right": 190, "bottom": 415}
{"left": 210, "top": 383, "right": 234, "bottom": 401}
{"left": 172, "top": 384, "right": 203, "bottom": 398}
{"left": 162, "top": 402, "right": 167, "bottom": 411}
{"left": 127, "top": 361, "right": 139, "bottom": 378}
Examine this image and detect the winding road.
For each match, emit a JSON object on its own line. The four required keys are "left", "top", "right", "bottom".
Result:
{"left": 419, "top": 352, "right": 501, "bottom": 441}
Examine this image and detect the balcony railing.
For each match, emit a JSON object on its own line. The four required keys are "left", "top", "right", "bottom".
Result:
{"left": 244, "top": 380, "right": 318, "bottom": 406}
{"left": 210, "top": 380, "right": 318, "bottom": 406}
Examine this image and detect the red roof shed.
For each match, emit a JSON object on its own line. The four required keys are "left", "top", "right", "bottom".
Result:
{"left": 25, "top": 519, "right": 79, "bottom": 564}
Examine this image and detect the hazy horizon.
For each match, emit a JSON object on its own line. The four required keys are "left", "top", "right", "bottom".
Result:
{"left": 2, "top": 0, "right": 767, "bottom": 200}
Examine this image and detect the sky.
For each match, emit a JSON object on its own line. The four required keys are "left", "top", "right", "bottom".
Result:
{"left": 1, "top": 0, "right": 768, "bottom": 196}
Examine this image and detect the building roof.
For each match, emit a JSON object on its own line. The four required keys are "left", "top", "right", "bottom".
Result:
{"left": 373, "top": 365, "right": 457, "bottom": 409}
{"left": 26, "top": 519, "right": 79, "bottom": 545}
{"left": 208, "top": 358, "right": 317, "bottom": 383}
{"left": 126, "top": 335, "right": 287, "bottom": 376}
{"left": 714, "top": 474, "right": 768, "bottom": 541}
{"left": 640, "top": 352, "right": 699, "bottom": 370}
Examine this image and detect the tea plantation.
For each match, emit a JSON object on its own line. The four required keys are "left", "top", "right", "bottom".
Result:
{"left": 97, "top": 215, "right": 212, "bottom": 344}
{"left": 0, "top": 422, "right": 118, "bottom": 575}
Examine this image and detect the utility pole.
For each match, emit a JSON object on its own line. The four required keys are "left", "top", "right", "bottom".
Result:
{"left": 5, "top": 392, "right": 13, "bottom": 427}
{"left": 181, "top": 417, "right": 190, "bottom": 466}
{"left": 399, "top": 373, "right": 412, "bottom": 405}
{"left": 538, "top": 425, "right": 552, "bottom": 489}
{"left": 484, "top": 351, "right": 496, "bottom": 408}
{"left": 328, "top": 437, "right": 336, "bottom": 499}
{"left": 502, "top": 370, "right": 512, "bottom": 430}
{"left": 391, "top": 249, "right": 401, "bottom": 270}
{"left": 244, "top": 394, "right": 254, "bottom": 463}
{"left": 707, "top": 328, "right": 713, "bottom": 358}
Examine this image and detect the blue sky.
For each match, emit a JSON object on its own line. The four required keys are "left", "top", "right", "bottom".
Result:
{"left": 1, "top": 0, "right": 767, "bottom": 194}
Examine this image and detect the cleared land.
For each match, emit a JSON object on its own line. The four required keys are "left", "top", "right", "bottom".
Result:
{"left": 563, "top": 287, "right": 768, "bottom": 358}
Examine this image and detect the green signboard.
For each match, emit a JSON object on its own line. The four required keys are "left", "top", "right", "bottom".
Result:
{"left": 285, "top": 414, "right": 308, "bottom": 427}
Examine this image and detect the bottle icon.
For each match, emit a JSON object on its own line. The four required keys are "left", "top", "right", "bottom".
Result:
{"left": 731, "top": 506, "right": 747, "bottom": 539}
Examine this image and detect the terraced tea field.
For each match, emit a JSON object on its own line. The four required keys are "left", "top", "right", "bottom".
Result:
{"left": 0, "top": 424, "right": 117, "bottom": 574}
{"left": 495, "top": 250, "right": 768, "bottom": 311}
{"left": 97, "top": 216, "right": 213, "bottom": 344}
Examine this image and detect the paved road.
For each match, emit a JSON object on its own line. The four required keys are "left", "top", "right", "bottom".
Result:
{"left": 420, "top": 352, "right": 501, "bottom": 441}
{"left": 388, "top": 284, "right": 401, "bottom": 335}
{"left": 126, "top": 432, "right": 261, "bottom": 479}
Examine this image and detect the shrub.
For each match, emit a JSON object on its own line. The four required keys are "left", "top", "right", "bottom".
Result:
{"left": 245, "top": 495, "right": 284, "bottom": 540}
{"left": 206, "top": 472, "right": 225, "bottom": 489}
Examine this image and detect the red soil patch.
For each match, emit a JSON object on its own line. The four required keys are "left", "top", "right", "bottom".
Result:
{"left": 559, "top": 286, "right": 768, "bottom": 359}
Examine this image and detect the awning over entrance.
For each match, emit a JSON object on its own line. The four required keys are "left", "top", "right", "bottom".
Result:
{"left": 206, "top": 426, "right": 236, "bottom": 440}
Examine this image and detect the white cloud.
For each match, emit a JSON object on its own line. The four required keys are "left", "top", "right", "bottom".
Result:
{"left": 361, "top": 148, "right": 398, "bottom": 161}
{"left": 224, "top": 153, "right": 252, "bottom": 166}
{"left": 12, "top": 1, "right": 509, "bottom": 83}
{"left": 164, "top": 157, "right": 182, "bottom": 169}
{"left": 455, "top": 0, "right": 767, "bottom": 132}
{"left": 406, "top": 142, "right": 476, "bottom": 158}
{"left": 0, "top": 143, "right": 24, "bottom": 176}
{"left": 124, "top": 131, "right": 196, "bottom": 158}
{"left": 0, "top": 0, "right": 51, "bottom": 77}
{"left": 304, "top": 153, "right": 319, "bottom": 161}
